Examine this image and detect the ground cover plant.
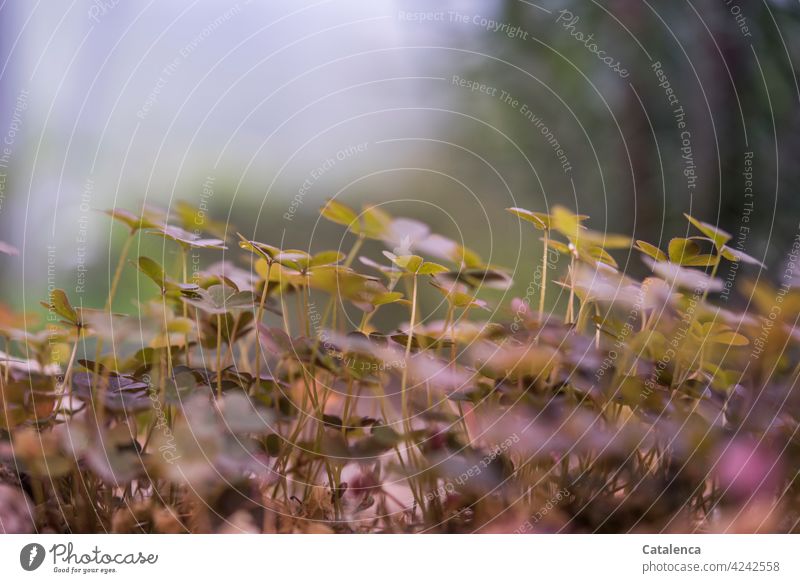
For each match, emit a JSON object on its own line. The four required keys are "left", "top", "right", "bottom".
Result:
{"left": 0, "top": 200, "right": 798, "bottom": 534}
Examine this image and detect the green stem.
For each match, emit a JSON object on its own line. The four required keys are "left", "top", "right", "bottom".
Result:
{"left": 700, "top": 255, "right": 721, "bottom": 305}
{"left": 358, "top": 307, "right": 379, "bottom": 333}
{"left": 400, "top": 275, "right": 418, "bottom": 433}
{"left": 575, "top": 299, "right": 593, "bottom": 335}
{"left": 302, "top": 282, "right": 312, "bottom": 337}
{"left": 106, "top": 230, "right": 136, "bottom": 312}
{"left": 1, "top": 335, "right": 10, "bottom": 384}
{"left": 180, "top": 246, "right": 191, "bottom": 367}
{"left": 566, "top": 255, "right": 576, "bottom": 324}
{"left": 405, "top": 276, "right": 419, "bottom": 358}
{"left": 162, "top": 297, "right": 174, "bottom": 376}
{"left": 225, "top": 316, "right": 242, "bottom": 368}
{"left": 94, "top": 230, "right": 135, "bottom": 367}
{"left": 343, "top": 234, "right": 365, "bottom": 269}
{"left": 55, "top": 329, "right": 81, "bottom": 415}
{"left": 253, "top": 261, "right": 272, "bottom": 387}
{"left": 393, "top": 275, "right": 427, "bottom": 517}
{"left": 539, "top": 231, "right": 549, "bottom": 315}
{"left": 441, "top": 304, "right": 454, "bottom": 359}
{"left": 279, "top": 284, "right": 292, "bottom": 337}
{"left": 216, "top": 314, "right": 223, "bottom": 399}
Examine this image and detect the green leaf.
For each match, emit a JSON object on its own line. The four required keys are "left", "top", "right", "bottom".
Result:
{"left": 137, "top": 256, "right": 167, "bottom": 290}
{"left": 357, "top": 205, "right": 392, "bottom": 239}
{"left": 702, "top": 363, "right": 741, "bottom": 392}
{"left": 383, "top": 252, "right": 423, "bottom": 274}
{"left": 321, "top": 199, "right": 358, "bottom": 228}
{"left": 667, "top": 238, "right": 718, "bottom": 267}
{"left": 589, "top": 233, "right": 633, "bottom": 249}
{"left": 720, "top": 245, "right": 765, "bottom": 268}
{"left": 684, "top": 213, "right": 731, "bottom": 249}
{"left": 371, "top": 424, "right": 401, "bottom": 447}
{"left": 43, "top": 289, "right": 79, "bottom": 325}
{"left": 551, "top": 205, "right": 587, "bottom": 240}
{"left": 431, "top": 281, "right": 490, "bottom": 310}
{"left": 457, "top": 245, "right": 484, "bottom": 268}
{"left": 506, "top": 207, "right": 550, "bottom": 230}
{"left": 273, "top": 250, "right": 312, "bottom": 272}
{"left": 417, "top": 261, "right": 449, "bottom": 276}
{"left": 372, "top": 291, "right": 405, "bottom": 306}
{"left": 237, "top": 235, "right": 280, "bottom": 261}
{"left": 136, "top": 256, "right": 199, "bottom": 296}
{"left": 322, "top": 201, "right": 392, "bottom": 239}
{"left": 580, "top": 245, "right": 618, "bottom": 268}
{"left": 305, "top": 266, "right": 391, "bottom": 312}
{"left": 437, "top": 267, "right": 513, "bottom": 290}
{"left": 635, "top": 240, "right": 667, "bottom": 262}
{"left": 104, "top": 207, "right": 163, "bottom": 232}
{"left": 712, "top": 330, "right": 749, "bottom": 346}
{"left": 668, "top": 238, "right": 699, "bottom": 264}
{"left": 310, "top": 250, "right": 345, "bottom": 267}
{"left": 545, "top": 238, "right": 571, "bottom": 255}
{"left": 182, "top": 284, "right": 256, "bottom": 314}
{"left": 174, "top": 200, "right": 229, "bottom": 239}
{"left": 149, "top": 225, "right": 227, "bottom": 249}
{"left": 682, "top": 254, "right": 718, "bottom": 267}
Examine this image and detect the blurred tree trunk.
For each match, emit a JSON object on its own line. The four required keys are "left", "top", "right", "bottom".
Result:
{"left": 614, "top": 0, "right": 656, "bottom": 238}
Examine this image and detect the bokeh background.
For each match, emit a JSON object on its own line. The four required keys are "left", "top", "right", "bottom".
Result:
{"left": 1, "top": 0, "right": 799, "bottom": 319}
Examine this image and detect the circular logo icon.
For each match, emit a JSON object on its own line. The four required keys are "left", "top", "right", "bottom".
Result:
{"left": 19, "top": 543, "right": 46, "bottom": 571}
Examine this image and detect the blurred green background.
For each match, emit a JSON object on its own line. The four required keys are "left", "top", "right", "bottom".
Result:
{"left": 1, "top": 0, "right": 798, "bottom": 323}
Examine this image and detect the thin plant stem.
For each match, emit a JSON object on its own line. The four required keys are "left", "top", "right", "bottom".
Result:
{"left": 55, "top": 329, "right": 81, "bottom": 415}
{"left": 253, "top": 261, "right": 272, "bottom": 387}
{"left": 94, "top": 230, "right": 136, "bottom": 366}
{"left": 539, "top": 231, "right": 549, "bottom": 315}
{"left": 106, "top": 230, "right": 136, "bottom": 312}
{"left": 566, "top": 255, "right": 576, "bottom": 324}
{"left": 180, "top": 246, "right": 191, "bottom": 367}
{"left": 1, "top": 335, "right": 10, "bottom": 384}
{"left": 216, "top": 313, "right": 223, "bottom": 399}
{"left": 700, "top": 253, "right": 721, "bottom": 305}
{"left": 343, "top": 234, "right": 365, "bottom": 268}
{"left": 400, "top": 274, "right": 418, "bottom": 436}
